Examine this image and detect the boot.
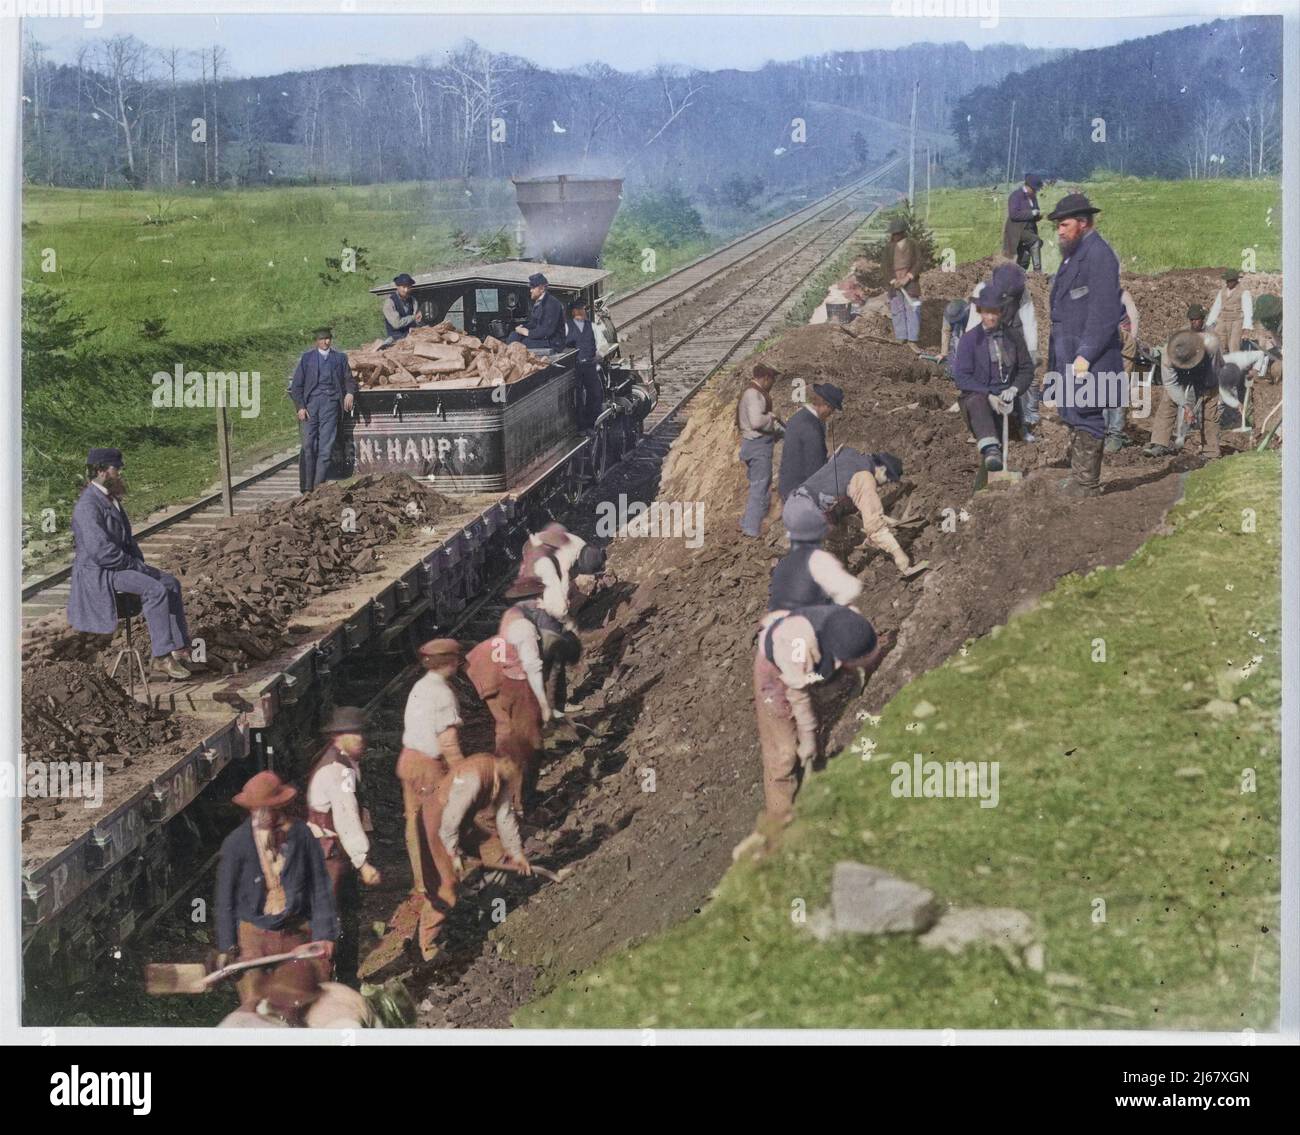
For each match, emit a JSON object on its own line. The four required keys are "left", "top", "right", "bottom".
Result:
{"left": 1030, "top": 240, "right": 1043, "bottom": 273}
{"left": 980, "top": 444, "right": 1003, "bottom": 472}
{"left": 1104, "top": 435, "right": 1125, "bottom": 454}
{"left": 1059, "top": 431, "right": 1103, "bottom": 497}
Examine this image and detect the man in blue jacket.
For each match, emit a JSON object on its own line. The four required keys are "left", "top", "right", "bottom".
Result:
{"left": 67, "top": 447, "right": 193, "bottom": 680}
{"left": 1046, "top": 193, "right": 1124, "bottom": 498}
{"left": 289, "top": 327, "right": 356, "bottom": 493}
{"left": 215, "top": 771, "right": 338, "bottom": 1006}
{"left": 508, "top": 272, "right": 567, "bottom": 351}
{"left": 951, "top": 288, "right": 1035, "bottom": 472}
{"left": 380, "top": 273, "right": 424, "bottom": 345}
{"left": 1003, "top": 173, "right": 1044, "bottom": 271}
{"left": 778, "top": 383, "right": 842, "bottom": 501}
{"left": 565, "top": 297, "right": 603, "bottom": 430}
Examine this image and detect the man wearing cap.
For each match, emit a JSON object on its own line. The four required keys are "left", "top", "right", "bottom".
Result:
{"left": 886, "top": 217, "right": 923, "bottom": 350}
{"left": 397, "top": 638, "right": 466, "bottom": 957}
{"left": 778, "top": 383, "right": 842, "bottom": 501}
{"left": 1143, "top": 330, "right": 1231, "bottom": 458}
{"left": 1004, "top": 173, "right": 1045, "bottom": 272}
{"left": 736, "top": 362, "right": 785, "bottom": 538}
{"left": 768, "top": 505, "right": 862, "bottom": 613}
{"left": 289, "top": 327, "right": 357, "bottom": 494}
{"left": 565, "top": 297, "right": 604, "bottom": 431}
{"left": 740, "top": 606, "right": 893, "bottom": 855}
{"left": 952, "top": 285, "right": 1035, "bottom": 471}
{"left": 306, "top": 706, "right": 380, "bottom": 983}
{"left": 784, "top": 447, "right": 928, "bottom": 579}
{"left": 1046, "top": 192, "right": 1123, "bottom": 498}
{"left": 381, "top": 273, "right": 424, "bottom": 345}
{"left": 1206, "top": 269, "right": 1253, "bottom": 355}
{"left": 215, "top": 771, "right": 338, "bottom": 1006}
{"left": 966, "top": 263, "right": 1041, "bottom": 438}
{"left": 68, "top": 447, "right": 194, "bottom": 680}
{"left": 508, "top": 273, "right": 567, "bottom": 351}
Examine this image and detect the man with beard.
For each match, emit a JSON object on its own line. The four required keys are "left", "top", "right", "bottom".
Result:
{"left": 67, "top": 447, "right": 194, "bottom": 679}
{"left": 1046, "top": 193, "right": 1124, "bottom": 498}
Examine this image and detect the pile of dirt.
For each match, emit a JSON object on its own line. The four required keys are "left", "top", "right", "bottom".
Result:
{"left": 349, "top": 323, "right": 549, "bottom": 389}
{"left": 23, "top": 474, "right": 452, "bottom": 673}
{"left": 480, "top": 316, "right": 1193, "bottom": 1006}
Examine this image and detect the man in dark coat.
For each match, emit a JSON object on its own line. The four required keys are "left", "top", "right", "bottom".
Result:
{"left": 1046, "top": 192, "right": 1123, "bottom": 498}
{"left": 289, "top": 327, "right": 356, "bottom": 493}
{"left": 952, "top": 288, "right": 1035, "bottom": 472}
{"left": 67, "top": 447, "right": 193, "bottom": 680}
{"left": 777, "top": 382, "right": 842, "bottom": 500}
{"left": 215, "top": 771, "right": 338, "bottom": 1006}
{"left": 565, "top": 297, "right": 604, "bottom": 431}
{"left": 1003, "top": 173, "right": 1044, "bottom": 270}
{"left": 380, "top": 273, "right": 424, "bottom": 345}
{"left": 508, "top": 272, "right": 567, "bottom": 351}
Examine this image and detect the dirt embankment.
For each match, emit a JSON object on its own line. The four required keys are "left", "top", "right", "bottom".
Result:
{"left": 452, "top": 316, "right": 1197, "bottom": 1019}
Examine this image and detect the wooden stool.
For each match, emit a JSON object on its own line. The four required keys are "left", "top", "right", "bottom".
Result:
{"left": 108, "top": 592, "right": 152, "bottom": 703}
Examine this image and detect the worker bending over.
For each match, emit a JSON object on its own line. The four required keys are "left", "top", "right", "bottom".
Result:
{"left": 1143, "top": 330, "right": 1235, "bottom": 458}
{"left": 784, "top": 447, "right": 927, "bottom": 579}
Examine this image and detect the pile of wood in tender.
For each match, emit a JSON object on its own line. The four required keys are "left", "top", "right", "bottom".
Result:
{"left": 347, "top": 323, "right": 551, "bottom": 389}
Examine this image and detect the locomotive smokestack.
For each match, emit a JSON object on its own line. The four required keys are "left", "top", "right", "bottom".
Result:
{"left": 512, "top": 175, "right": 623, "bottom": 269}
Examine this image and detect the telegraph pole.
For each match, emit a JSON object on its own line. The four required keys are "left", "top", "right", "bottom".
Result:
{"left": 1005, "top": 100, "right": 1017, "bottom": 185}
{"left": 907, "top": 80, "right": 919, "bottom": 208}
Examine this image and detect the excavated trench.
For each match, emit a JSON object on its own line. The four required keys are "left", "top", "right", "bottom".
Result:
{"left": 25, "top": 259, "right": 1281, "bottom": 1027}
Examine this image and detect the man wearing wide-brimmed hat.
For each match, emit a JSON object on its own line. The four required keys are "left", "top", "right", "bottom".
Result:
{"left": 1046, "top": 191, "right": 1124, "bottom": 498}
{"left": 886, "top": 217, "right": 923, "bottom": 351}
{"left": 381, "top": 272, "right": 424, "bottom": 345}
{"left": 1206, "top": 267, "right": 1254, "bottom": 354}
{"left": 215, "top": 771, "right": 338, "bottom": 1006}
{"left": 306, "top": 706, "right": 380, "bottom": 983}
{"left": 1003, "top": 173, "right": 1045, "bottom": 271}
{"left": 1143, "top": 329, "right": 1230, "bottom": 458}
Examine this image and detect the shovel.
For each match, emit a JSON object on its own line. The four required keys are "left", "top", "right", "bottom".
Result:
{"left": 145, "top": 941, "right": 329, "bottom": 995}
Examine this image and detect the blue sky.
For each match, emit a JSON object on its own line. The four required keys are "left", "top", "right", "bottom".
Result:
{"left": 25, "top": 9, "right": 1209, "bottom": 76}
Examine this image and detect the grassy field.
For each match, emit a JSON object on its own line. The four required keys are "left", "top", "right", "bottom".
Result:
{"left": 19, "top": 180, "right": 745, "bottom": 565}
{"left": 922, "top": 176, "right": 1282, "bottom": 276}
{"left": 519, "top": 453, "right": 1281, "bottom": 1030}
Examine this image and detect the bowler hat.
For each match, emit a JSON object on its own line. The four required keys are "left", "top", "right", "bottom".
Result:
{"left": 528, "top": 272, "right": 548, "bottom": 287}
{"left": 233, "top": 771, "right": 296, "bottom": 810}
{"left": 418, "top": 638, "right": 461, "bottom": 660}
{"left": 1166, "top": 330, "right": 1207, "bottom": 370}
{"left": 87, "top": 447, "right": 124, "bottom": 468}
{"left": 812, "top": 383, "right": 844, "bottom": 411}
{"left": 321, "top": 705, "right": 367, "bottom": 735}
{"left": 1046, "top": 192, "right": 1101, "bottom": 221}
{"left": 1025, "top": 173, "right": 1044, "bottom": 189}
{"left": 1186, "top": 303, "right": 1207, "bottom": 321}
{"left": 393, "top": 273, "right": 416, "bottom": 287}
{"left": 974, "top": 283, "right": 1004, "bottom": 312}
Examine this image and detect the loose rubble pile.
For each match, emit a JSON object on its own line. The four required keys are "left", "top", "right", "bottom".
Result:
{"left": 348, "top": 324, "right": 550, "bottom": 389}
{"left": 23, "top": 474, "right": 452, "bottom": 673}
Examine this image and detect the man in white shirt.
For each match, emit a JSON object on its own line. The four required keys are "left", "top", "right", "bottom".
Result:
{"left": 1206, "top": 269, "right": 1253, "bottom": 354}
{"left": 396, "top": 638, "right": 465, "bottom": 959}
{"left": 736, "top": 363, "right": 785, "bottom": 537}
{"left": 306, "top": 705, "right": 380, "bottom": 982}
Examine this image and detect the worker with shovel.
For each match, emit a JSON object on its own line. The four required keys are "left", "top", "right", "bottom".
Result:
{"left": 784, "top": 447, "right": 929, "bottom": 579}
{"left": 736, "top": 606, "right": 894, "bottom": 860}
{"left": 951, "top": 285, "right": 1035, "bottom": 474}
{"left": 214, "top": 771, "right": 338, "bottom": 1007}
{"left": 1143, "top": 331, "right": 1233, "bottom": 458}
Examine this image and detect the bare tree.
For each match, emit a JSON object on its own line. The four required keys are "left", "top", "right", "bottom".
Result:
{"left": 87, "top": 35, "right": 152, "bottom": 180}
{"left": 434, "top": 41, "right": 517, "bottom": 178}
{"left": 626, "top": 65, "right": 705, "bottom": 172}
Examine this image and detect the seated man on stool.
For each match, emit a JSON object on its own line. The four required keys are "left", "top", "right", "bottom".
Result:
{"left": 67, "top": 447, "right": 194, "bottom": 680}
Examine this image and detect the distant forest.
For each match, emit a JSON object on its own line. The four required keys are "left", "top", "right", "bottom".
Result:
{"left": 20, "top": 16, "right": 1282, "bottom": 196}
{"left": 20, "top": 35, "right": 1052, "bottom": 192}
{"left": 952, "top": 17, "right": 1282, "bottom": 181}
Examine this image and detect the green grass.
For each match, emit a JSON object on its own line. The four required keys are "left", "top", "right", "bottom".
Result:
{"left": 519, "top": 453, "right": 1281, "bottom": 1030}
{"left": 922, "top": 177, "right": 1282, "bottom": 276}
{"left": 19, "top": 181, "right": 759, "bottom": 566}
{"left": 782, "top": 217, "right": 882, "bottom": 327}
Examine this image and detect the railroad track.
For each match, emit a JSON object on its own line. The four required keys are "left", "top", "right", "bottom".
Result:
{"left": 20, "top": 159, "right": 901, "bottom": 623}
